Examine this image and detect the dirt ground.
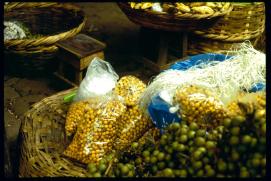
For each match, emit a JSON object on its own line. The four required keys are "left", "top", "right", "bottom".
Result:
{"left": 4, "top": 2, "right": 150, "bottom": 177}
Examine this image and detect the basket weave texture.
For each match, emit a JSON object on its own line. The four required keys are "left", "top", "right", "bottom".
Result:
{"left": 4, "top": 2, "right": 86, "bottom": 54}
{"left": 19, "top": 88, "right": 89, "bottom": 177}
{"left": 118, "top": 3, "right": 233, "bottom": 31}
{"left": 192, "top": 2, "right": 265, "bottom": 42}
{"left": 187, "top": 34, "right": 265, "bottom": 55}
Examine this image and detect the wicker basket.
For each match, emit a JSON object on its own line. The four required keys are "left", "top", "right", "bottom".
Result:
{"left": 187, "top": 34, "right": 265, "bottom": 55}
{"left": 118, "top": 3, "right": 233, "bottom": 31}
{"left": 4, "top": 2, "right": 86, "bottom": 54}
{"left": 19, "top": 88, "right": 90, "bottom": 177}
{"left": 4, "top": 3, "right": 86, "bottom": 75}
{"left": 192, "top": 2, "right": 265, "bottom": 42}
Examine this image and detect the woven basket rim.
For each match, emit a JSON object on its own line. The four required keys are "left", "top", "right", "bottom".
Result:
{"left": 4, "top": 3, "right": 87, "bottom": 51}
{"left": 118, "top": 2, "right": 233, "bottom": 20}
{"left": 191, "top": 2, "right": 265, "bottom": 42}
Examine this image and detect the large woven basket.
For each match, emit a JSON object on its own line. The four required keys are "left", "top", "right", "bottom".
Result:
{"left": 4, "top": 3, "right": 86, "bottom": 75}
{"left": 19, "top": 88, "right": 90, "bottom": 177}
{"left": 118, "top": 3, "right": 233, "bottom": 31}
{"left": 192, "top": 2, "right": 265, "bottom": 42}
{"left": 187, "top": 34, "right": 265, "bottom": 55}
{"left": 4, "top": 2, "right": 86, "bottom": 54}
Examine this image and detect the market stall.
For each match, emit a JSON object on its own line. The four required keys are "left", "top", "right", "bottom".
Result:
{"left": 4, "top": 2, "right": 266, "bottom": 178}
{"left": 19, "top": 44, "right": 266, "bottom": 177}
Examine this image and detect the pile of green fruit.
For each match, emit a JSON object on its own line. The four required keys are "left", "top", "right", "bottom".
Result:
{"left": 85, "top": 92, "right": 266, "bottom": 178}
{"left": 216, "top": 110, "right": 266, "bottom": 177}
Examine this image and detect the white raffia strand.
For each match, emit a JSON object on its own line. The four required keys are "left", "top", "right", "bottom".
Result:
{"left": 139, "top": 41, "right": 266, "bottom": 110}
{"left": 4, "top": 21, "right": 27, "bottom": 41}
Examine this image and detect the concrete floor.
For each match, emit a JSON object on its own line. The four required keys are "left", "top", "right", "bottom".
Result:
{"left": 4, "top": 3, "right": 149, "bottom": 177}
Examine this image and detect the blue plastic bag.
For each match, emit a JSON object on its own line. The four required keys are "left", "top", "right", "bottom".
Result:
{"left": 169, "top": 53, "right": 232, "bottom": 71}
{"left": 148, "top": 95, "right": 180, "bottom": 129}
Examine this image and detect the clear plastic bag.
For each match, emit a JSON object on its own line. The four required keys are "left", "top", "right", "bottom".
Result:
{"left": 173, "top": 84, "right": 228, "bottom": 128}
{"left": 115, "top": 105, "right": 154, "bottom": 151}
{"left": 64, "top": 94, "right": 126, "bottom": 164}
{"left": 74, "top": 57, "right": 119, "bottom": 102}
{"left": 226, "top": 91, "right": 266, "bottom": 117}
{"left": 114, "top": 75, "right": 146, "bottom": 106}
{"left": 65, "top": 100, "right": 89, "bottom": 137}
{"left": 113, "top": 75, "right": 152, "bottom": 151}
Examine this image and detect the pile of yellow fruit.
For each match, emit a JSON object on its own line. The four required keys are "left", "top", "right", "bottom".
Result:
{"left": 116, "top": 105, "right": 154, "bottom": 151}
{"left": 64, "top": 97, "right": 126, "bottom": 164}
{"left": 64, "top": 75, "right": 153, "bottom": 164}
{"left": 114, "top": 75, "right": 146, "bottom": 106}
{"left": 114, "top": 75, "right": 153, "bottom": 151}
{"left": 173, "top": 84, "right": 228, "bottom": 128}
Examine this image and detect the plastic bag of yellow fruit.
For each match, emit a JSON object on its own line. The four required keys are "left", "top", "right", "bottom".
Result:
{"left": 113, "top": 75, "right": 154, "bottom": 151}
{"left": 226, "top": 91, "right": 266, "bottom": 117}
{"left": 114, "top": 75, "right": 146, "bottom": 106}
{"left": 173, "top": 84, "right": 228, "bottom": 129}
{"left": 64, "top": 94, "right": 126, "bottom": 164}
{"left": 115, "top": 105, "right": 154, "bottom": 151}
{"left": 65, "top": 100, "right": 90, "bottom": 137}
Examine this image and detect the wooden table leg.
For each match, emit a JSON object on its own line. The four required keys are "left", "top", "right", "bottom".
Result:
{"left": 138, "top": 27, "right": 189, "bottom": 72}
{"left": 58, "top": 60, "right": 64, "bottom": 76}
{"left": 75, "top": 71, "right": 83, "bottom": 85}
{"left": 157, "top": 33, "right": 169, "bottom": 67}
{"left": 182, "top": 32, "right": 188, "bottom": 58}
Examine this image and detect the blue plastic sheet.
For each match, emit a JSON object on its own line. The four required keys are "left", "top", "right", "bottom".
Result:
{"left": 169, "top": 53, "right": 232, "bottom": 71}
{"left": 249, "top": 83, "right": 266, "bottom": 92}
{"left": 147, "top": 53, "right": 265, "bottom": 130}
{"left": 148, "top": 95, "right": 180, "bottom": 129}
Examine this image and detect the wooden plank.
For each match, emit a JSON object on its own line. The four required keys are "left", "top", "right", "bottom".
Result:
{"left": 57, "top": 51, "right": 104, "bottom": 71}
{"left": 56, "top": 34, "right": 106, "bottom": 59}
{"left": 139, "top": 57, "right": 161, "bottom": 72}
{"left": 80, "top": 51, "right": 104, "bottom": 70}
{"left": 56, "top": 50, "right": 81, "bottom": 70}
{"left": 53, "top": 72, "right": 78, "bottom": 87}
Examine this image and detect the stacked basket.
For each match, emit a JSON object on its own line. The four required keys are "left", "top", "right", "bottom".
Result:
{"left": 4, "top": 3, "right": 86, "bottom": 76}
{"left": 188, "top": 2, "right": 265, "bottom": 54}
{"left": 118, "top": 2, "right": 233, "bottom": 31}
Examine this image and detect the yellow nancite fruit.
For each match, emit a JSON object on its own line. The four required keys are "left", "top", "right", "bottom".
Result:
{"left": 174, "top": 85, "right": 228, "bottom": 128}
{"left": 116, "top": 105, "right": 154, "bottom": 151}
{"left": 65, "top": 101, "right": 89, "bottom": 136}
{"left": 114, "top": 75, "right": 146, "bottom": 106}
{"left": 64, "top": 99, "right": 126, "bottom": 164}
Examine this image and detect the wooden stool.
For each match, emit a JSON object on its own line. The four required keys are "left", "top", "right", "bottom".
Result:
{"left": 139, "top": 27, "right": 188, "bottom": 72}
{"left": 55, "top": 34, "right": 106, "bottom": 86}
